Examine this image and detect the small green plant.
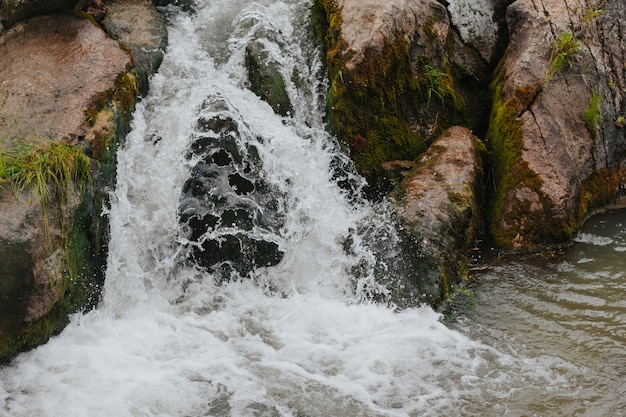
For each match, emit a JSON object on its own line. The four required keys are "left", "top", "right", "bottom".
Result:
{"left": 582, "top": 2, "right": 605, "bottom": 23}
{"left": 0, "top": 140, "right": 92, "bottom": 239}
{"left": 424, "top": 64, "right": 454, "bottom": 107}
{"left": 584, "top": 90, "right": 602, "bottom": 137}
{"left": 546, "top": 32, "right": 580, "bottom": 81}
{"left": 615, "top": 115, "right": 624, "bottom": 128}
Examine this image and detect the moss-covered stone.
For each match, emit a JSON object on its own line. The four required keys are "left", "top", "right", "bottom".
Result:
{"left": 312, "top": 0, "right": 470, "bottom": 176}
{"left": 245, "top": 40, "right": 293, "bottom": 117}
{"left": 576, "top": 168, "right": 621, "bottom": 222}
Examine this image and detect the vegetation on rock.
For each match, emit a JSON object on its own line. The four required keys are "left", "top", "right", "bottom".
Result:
{"left": 545, "top": 32, "right": 580, "bottom": 81}
{"left": 312, "top": 0, "right": 468, "bottom": 177}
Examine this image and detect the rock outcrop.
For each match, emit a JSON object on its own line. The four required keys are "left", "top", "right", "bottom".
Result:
{"left": 314, "top": 0, "right": 626, "bottom": 303}
{"left": 0, "top": 1, "right": 166, "bottom": 361}
{"left": 488, "top": 0, "right": 626, "bottom": 250}
{"left": 313, "top": 0, "right": 491, "bottom": 177}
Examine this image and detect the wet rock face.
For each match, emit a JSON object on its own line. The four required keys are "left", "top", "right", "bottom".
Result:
{"left": 0, "top": 0, "right": 77, "bottom": 30}
{"left": 0, "top": 14, "right": 132, "bottom": 143}
{"left": 179, "top": 97, "right": 285, "bottom": 280}
{"left": 245, "top": 40, "right": 293, "bottom": 117}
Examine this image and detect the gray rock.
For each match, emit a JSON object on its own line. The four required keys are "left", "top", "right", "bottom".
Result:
{"left": 102, "top": 0, "right": 168, "bottom": 93}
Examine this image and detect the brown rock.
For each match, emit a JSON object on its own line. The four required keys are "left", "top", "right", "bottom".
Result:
{"left": 338, "top": 0, "right": 450, "bottom": 70}
{"left": 393, "top": 126, "right": 485, "bottom": 303}
{"left": 0, "top": 14, "right": 132, "bottom": 144}
{"left": 488, "top": 0, "right": 626, "bottom": 251}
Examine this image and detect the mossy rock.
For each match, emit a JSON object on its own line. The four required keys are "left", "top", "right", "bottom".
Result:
{"left": 0, "top": 9, "right": 160, "bottom": 362}
{"left": 485, "top": 68, "right": 596, "bottom": 251}
{"left": 312, "top": 0, "right": 479, "bottom": 176}
{"left": 245, "top": 40, "right": 293, "bottom": 117}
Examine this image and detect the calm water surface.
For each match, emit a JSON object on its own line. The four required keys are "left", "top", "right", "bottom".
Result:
{"left": 458, "top": 208, "right": 626, "bottom": 416}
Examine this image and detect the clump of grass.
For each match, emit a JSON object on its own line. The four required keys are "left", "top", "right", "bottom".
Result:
{"left": 546, "top": 32, "right": 580, "bottom": 81}
{"left": 582, "top": 2, "right": 605, "bottom": 23}
{"left": 584, "top": 90, "right": 602, "bottom": 138}
{"left": 0, "top": 140, "right": 92, "bottom": 239}
{"left": 424, "top": 64, "right": 455, "bottom": 107}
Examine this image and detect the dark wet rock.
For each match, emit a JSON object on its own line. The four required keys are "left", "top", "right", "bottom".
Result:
{"left": 179, "top": 96, "right": 285, "bottom": 280}
{"left": 0, "top": 0, "right": 76, "bottom": 31}
{"left": 245, "top": 40, "right": 293, "bottom": 117}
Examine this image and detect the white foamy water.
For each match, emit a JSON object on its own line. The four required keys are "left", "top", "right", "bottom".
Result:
{"left": 2, "top": 1, "right": 618, "bottom": 416}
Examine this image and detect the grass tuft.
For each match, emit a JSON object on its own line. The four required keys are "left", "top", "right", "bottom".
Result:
{"left": 546, "top": 32, "right": 580, "bottom": 81}
{"left": 0, "top": 140, "right": 92, "bottom": 239}
{"left": 584, "top": 90, "right": 602, "bottom": 138}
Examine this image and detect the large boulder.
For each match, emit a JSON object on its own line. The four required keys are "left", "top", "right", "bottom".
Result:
{"left": 313, "top": 0, "right": 491, "bottom": 178}
{"left": 0, "top": 6, "right": 166, "bottom": 362}
{"left": 0, "top": 14, "right": 131, "bottom": 145}
{"left": 487, "top": 0, "right": 626, "bottom": 251}
{"left": 390, "top": 126, "right": 485, "bottom": 306}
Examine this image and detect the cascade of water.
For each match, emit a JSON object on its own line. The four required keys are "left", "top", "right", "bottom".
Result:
{"left": 0, "top": 1, "right": 571, "bottom": 416}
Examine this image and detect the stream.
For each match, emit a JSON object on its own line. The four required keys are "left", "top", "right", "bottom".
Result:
{"left": 1, "top": 1, "right": 625, "bottom": 415}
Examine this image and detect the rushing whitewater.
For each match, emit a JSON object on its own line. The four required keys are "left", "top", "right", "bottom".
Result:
{"left": 1, "top": 1, "right": 619, "bottom": 416}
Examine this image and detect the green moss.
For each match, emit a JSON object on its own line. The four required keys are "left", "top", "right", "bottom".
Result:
{"left": 312, "top": 0, "right": 467, "bottom": 175}
{"left": 576, "top": 168, "right": 620, "bottom": 221}
{"left": 485, "top": 69, "right": 576, "bottom": 250}
{"left": 85, "top": 70, "right": 138, "bottom": 127}
{"left": 245, "top": 42, "right": 293, "bottom": 117}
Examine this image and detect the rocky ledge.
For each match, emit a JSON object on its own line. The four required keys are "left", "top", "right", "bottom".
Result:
{"left": 313, "top": 0, "right": 625, "bottom": 302}
{"left": 0, "top": 0, "right": 166, "bottom": 361}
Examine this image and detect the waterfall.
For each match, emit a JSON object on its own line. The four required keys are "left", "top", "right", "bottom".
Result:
{"left": 0, "top": 1, "right": 567, "bottom": 416}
